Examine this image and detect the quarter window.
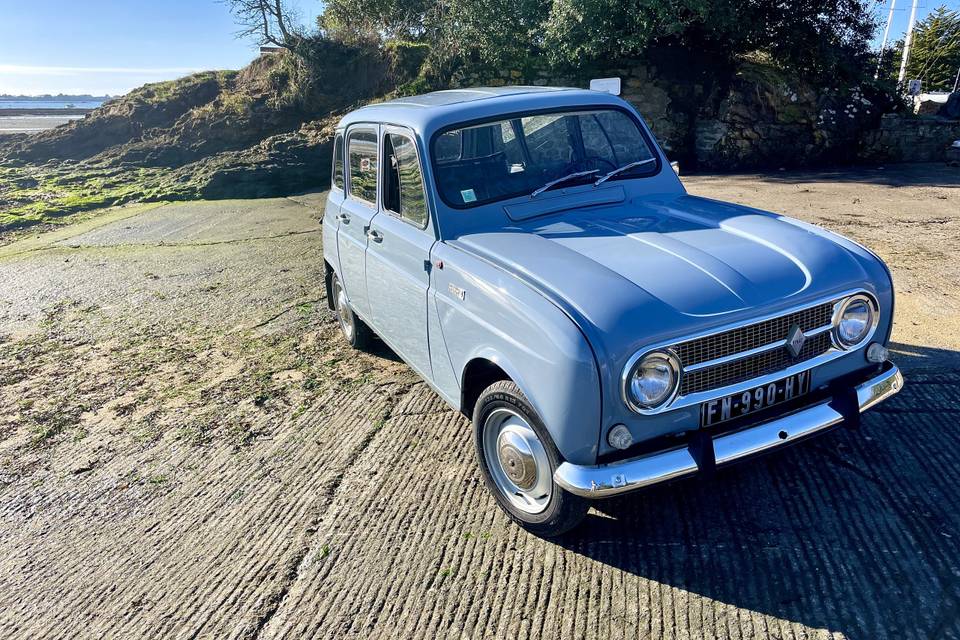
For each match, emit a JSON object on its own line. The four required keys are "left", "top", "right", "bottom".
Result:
{"left": 348, "top": 129, "right": 378, "bottom": 204}
{"left": 383, "top": 133, "right": 428, "bottom": 228}
{"left": 332, "top": 134, "right": 345, "bottom": 190}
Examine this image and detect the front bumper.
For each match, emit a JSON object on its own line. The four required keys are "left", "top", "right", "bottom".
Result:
{"left": 554, "top": 362, "right": 903, "bottom": 498}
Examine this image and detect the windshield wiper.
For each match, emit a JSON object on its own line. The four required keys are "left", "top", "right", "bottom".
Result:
{"left": 593, "top": 158, "right": 657, "bottom": 187}
{"left": 530, "top": 169, "right": 599, "bottom": 198}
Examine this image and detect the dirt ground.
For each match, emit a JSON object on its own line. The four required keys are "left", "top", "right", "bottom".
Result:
{"left": 0, "top": 164, "right": 958, "bottom": 639}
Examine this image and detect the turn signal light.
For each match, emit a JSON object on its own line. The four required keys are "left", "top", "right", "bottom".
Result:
{"left": 866, "top": 342, "right": 889, "bottom": 363}
{"left": 607, "top": 424, "right": 634, "bottom": 450}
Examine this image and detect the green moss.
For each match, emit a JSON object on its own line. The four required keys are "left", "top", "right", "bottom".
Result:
{"left": 0, "top": 162, "right": 175, "bottom": 234}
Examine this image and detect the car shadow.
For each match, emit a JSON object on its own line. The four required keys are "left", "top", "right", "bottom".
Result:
{"left": 555, "top": 345, "right": 960, "bottom": 638}
{"left": 367, "top": 335, "right": 404, "bottom": 363}
{"left": 889, "top": 341, "right": 960, "bottom": 374}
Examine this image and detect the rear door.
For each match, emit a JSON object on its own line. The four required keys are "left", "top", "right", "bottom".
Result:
{"left": 337, "top": 124, "right": 380, "bottom": 321}
{"left": 365, "top": 127, "right": 435, "bottom": 379}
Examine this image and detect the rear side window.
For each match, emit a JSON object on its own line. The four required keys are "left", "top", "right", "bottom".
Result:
{"left": 383, "top": 133, "right": 428, "bottom": 228}
{"left": 348, "top": 129, "right": 378, "bottom": 204}
{"left": 332, "top": 134, "right": 344, "bottom": 190}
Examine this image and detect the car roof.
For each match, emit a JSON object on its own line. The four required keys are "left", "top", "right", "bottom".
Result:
{"left": 336, "top": 86, "right": 630, "bottom": 137}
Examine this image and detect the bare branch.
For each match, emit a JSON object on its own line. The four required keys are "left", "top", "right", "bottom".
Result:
{"left": 222, "top": 0, "right": 300, "bottom": 50}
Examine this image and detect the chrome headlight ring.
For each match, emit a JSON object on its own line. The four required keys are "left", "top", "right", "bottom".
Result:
{"left": 832, "top": 293, "right": 880, "bottom": 350}
{"left": 621, "top": 349, "right": 682, "bottom": 414}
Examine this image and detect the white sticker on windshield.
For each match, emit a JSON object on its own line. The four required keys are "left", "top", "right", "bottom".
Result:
{"left": 460, "top": 189, "right": 477, "bottom": 203}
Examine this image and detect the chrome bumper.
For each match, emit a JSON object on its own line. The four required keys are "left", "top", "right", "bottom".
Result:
{"left": 554, "top": 362, "right": 904, "bottom": 498}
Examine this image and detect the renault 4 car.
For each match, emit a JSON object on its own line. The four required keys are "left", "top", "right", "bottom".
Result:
{"left": 322, "top": 86, "right": 903, "bottom": 536}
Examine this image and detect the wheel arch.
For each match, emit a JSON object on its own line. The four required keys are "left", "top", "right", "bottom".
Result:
{"left": 460, "top": 356, "right": 512, "bottom": 419}
{"left": 458, "top": 350, "right": 552, "bottom": 444}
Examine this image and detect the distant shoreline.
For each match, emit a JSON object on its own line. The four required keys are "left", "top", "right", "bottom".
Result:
{"left": 0, "top": 109, "right": 91, "bottom": 135}
{"left": 0, "top": 108, "right": 93, "bottom": 116}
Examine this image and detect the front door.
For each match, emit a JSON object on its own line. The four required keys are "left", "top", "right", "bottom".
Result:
{"left": 365, "top": 127, "right": 435, "bottom": 379}
{"left": 337, "top": 124, "right": 380, "bottom": 321}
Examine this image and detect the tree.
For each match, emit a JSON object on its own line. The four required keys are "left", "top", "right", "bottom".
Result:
{"left": 900, "top": 5, "right": 960, "bottom": 91}
{"left": 318, "top": 0, "right": 434, "bottom": 43}
{"left": 224, "top": 0, "right": 304, "bottom": 50}
{"left": 318, "top": 0, "right": 878, "bottom": 82}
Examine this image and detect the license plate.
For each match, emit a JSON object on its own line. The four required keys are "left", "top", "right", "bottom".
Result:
{"left": 700, "top": 370, "right": 811, "bottom": 428}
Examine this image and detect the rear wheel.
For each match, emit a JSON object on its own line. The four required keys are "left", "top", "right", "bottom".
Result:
{"left": 331, "top": 272, "right": 372, "bottom": 349}
{"left": 473, "top": 380, "right": 589, "bottom": 537}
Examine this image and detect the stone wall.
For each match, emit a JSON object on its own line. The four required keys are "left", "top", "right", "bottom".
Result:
{"left": 691, "top": 71, "right": 886, "bottom": 169}
{"left": 860, "top": 115, "right": 960, "bottom": 163}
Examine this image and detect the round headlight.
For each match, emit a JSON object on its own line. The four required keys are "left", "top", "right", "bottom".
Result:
{"left": 625, "top": 351, "right": 680, "bottom": 411}
{"left": 835, "top": 295, "right": 876, "bottom": 348}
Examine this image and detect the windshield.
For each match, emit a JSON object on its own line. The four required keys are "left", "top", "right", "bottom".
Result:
{"left": 432, "top": 108, "right": 658, "bottom": 208}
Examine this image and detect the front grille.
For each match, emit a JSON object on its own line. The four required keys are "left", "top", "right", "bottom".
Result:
{"left": 673, "top": 302, "right": 834, "bottom": 367}
{"left": 679, "top": 331, "right": 832, "bottom": 396}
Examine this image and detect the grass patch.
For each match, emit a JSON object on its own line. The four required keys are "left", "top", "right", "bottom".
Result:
{"left": 29, "top": 407, "right": 81, "bottom": 446}
{"left": 131, "top": 70, "right": 237, "bottom": 106}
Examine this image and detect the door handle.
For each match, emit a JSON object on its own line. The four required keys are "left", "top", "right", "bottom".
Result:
{"left": 336, "top": 213, "right": 350, "bottom": 224}
{"left": 367, "top": 229, "right": 384, "bottom": 243}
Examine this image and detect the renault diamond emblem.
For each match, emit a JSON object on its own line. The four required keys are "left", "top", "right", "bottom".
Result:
{"left": 786, "top": 323, "right": 806, "bottom": 358}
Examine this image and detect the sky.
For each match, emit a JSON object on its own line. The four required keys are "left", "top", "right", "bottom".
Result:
{"left": 0, "top": 0, "right": 956, "bottom": 97}
{"left": 0, "top": 0, "right": 317, "bottom": 96}
{"left": 872, "top": 0, "right": 960, "bottom": 49}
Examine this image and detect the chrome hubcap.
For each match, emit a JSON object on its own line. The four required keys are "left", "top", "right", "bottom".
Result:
{"left": 498, "top": 430, "right": 538, "bottom": 489}
{"left": 483, "top": 408, "right": 552, "bottom": 514}
{"left": 333, "top": 279, "right": 355, "bottom": 341}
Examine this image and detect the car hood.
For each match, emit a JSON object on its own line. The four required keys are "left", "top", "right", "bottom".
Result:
{"left": 450, "top": 194, "right": 875, "bottom": 358}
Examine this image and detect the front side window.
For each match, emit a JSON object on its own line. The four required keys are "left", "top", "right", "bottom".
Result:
{"left": 332, "top": 133, "right": 344, "bottom": 190}
{"left": 348, "top": 128, "right": 378, "bottom": 204}
{"left": 383, "top": 132, "right": 428, "bottom": 228}
{"left": 432, "top": 109, "right": 657, "bottom": 208}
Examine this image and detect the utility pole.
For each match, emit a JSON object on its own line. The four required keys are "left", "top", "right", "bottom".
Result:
{"left": 876, "top": 0, "right": 897, "bottom": 80}
{"left": 897, "top": 0, "right": 921, "bottom": 86}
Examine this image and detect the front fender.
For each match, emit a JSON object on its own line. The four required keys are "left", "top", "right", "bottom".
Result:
{"left": 432, "top": 242, "right": 602, "bottom": 466}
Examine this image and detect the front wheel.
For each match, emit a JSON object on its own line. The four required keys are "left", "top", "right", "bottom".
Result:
{"left": 473, "top": 380, "right": 589, "bottom": 537}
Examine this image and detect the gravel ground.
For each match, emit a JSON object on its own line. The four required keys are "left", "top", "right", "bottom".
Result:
{"left": 0, "top": 164, "right": 958, "bottom": 639}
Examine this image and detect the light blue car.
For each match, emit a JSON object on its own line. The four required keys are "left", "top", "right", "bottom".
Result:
{"left": 322, "top": 86, "right": 903, "bottom": 536}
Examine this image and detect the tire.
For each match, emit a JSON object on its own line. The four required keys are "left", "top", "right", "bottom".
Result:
{"left": 473, "top": 380, "right": 589, "bottom": 537}
{"left": 331, "top": 272, "right": 373, "bottom": 350}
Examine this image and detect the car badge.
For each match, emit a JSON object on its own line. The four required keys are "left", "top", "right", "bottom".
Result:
{"left": 448, "top": 283, "right": 466, "bottom": 301}
{"left": 786, "top": 324, "right": 806, "bottom": 358}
